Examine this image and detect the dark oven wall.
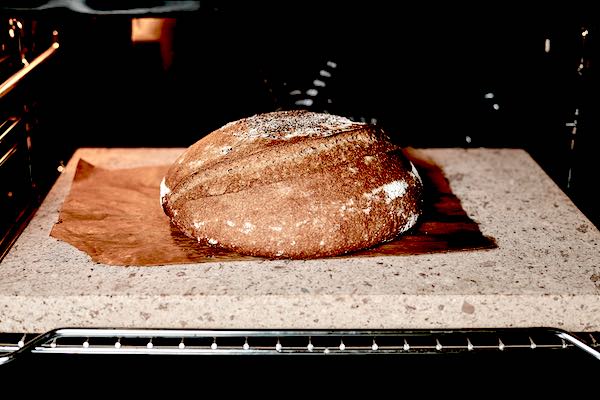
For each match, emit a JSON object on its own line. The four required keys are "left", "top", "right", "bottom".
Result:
{"left": 1, "top": 3, "right": 599, "bottom": 229}
{"left": 0, "top": 14, "right": 62, "bottom": 258}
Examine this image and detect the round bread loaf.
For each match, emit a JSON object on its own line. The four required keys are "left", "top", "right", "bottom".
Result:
{"left": 161, "top": 110, "right": 422, "bottom": 258}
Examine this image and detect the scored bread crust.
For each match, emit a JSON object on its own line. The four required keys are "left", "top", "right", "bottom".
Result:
{"left": 161, "top": 110, "right": 422, "bottom": 258}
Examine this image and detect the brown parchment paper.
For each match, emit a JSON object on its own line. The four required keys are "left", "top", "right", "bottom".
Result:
{"left": 50, "top": 150, "right": 496, "bottom": 266}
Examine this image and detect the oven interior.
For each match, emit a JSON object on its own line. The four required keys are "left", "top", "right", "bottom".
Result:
{"left": 2, "top": 3, "right": 598, "bottom": 259}
{"left": 1, "top": 1, "right": 599, "bottom": 382}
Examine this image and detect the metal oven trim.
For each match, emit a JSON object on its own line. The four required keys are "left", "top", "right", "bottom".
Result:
{"left": 1, "top": 327, "right": 599, "bottom": 366}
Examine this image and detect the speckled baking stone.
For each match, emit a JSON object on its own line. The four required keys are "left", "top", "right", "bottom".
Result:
{"left": 1, "top": 148, "right": 599, "bottom": 333}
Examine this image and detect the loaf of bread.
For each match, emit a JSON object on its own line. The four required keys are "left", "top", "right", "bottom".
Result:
{"left": 161, "top": 110, "right": 422, "bottom": 258}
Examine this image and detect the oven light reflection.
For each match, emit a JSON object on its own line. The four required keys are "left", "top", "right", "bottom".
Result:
{"left": 295, "top": 99, "right": 313, "bottom": 107}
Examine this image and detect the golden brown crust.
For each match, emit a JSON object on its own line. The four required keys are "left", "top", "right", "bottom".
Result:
{"left": 161, "top": 110, "right": 422, "bottom": 258}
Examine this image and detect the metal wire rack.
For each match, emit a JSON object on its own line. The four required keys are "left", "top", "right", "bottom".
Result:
{"left": 1, "top": 327, "right": 598, "bottom": 366}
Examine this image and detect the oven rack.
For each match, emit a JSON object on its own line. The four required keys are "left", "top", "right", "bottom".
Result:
{"left": 1, "top": 327, "right": 599, "bottom": 365}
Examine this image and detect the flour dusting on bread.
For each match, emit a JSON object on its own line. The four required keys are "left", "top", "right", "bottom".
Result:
{"left": 159, "top": 177, "right": 170, "bottom": 205}
{"left": 230, "top": 110, "right": 361, "bottom": 140}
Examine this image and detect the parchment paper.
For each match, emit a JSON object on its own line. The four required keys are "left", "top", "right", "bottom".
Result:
{"left": 50, "top": 150, "right": 496, "bottom": 266}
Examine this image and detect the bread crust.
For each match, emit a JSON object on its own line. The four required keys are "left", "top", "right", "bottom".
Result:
{"left": 161, "top": 110, "right": 422, "bottom": 258}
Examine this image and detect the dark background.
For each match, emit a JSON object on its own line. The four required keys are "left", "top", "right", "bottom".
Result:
{"left": 2, "top": 1, "right": 599, "bottom": 226}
